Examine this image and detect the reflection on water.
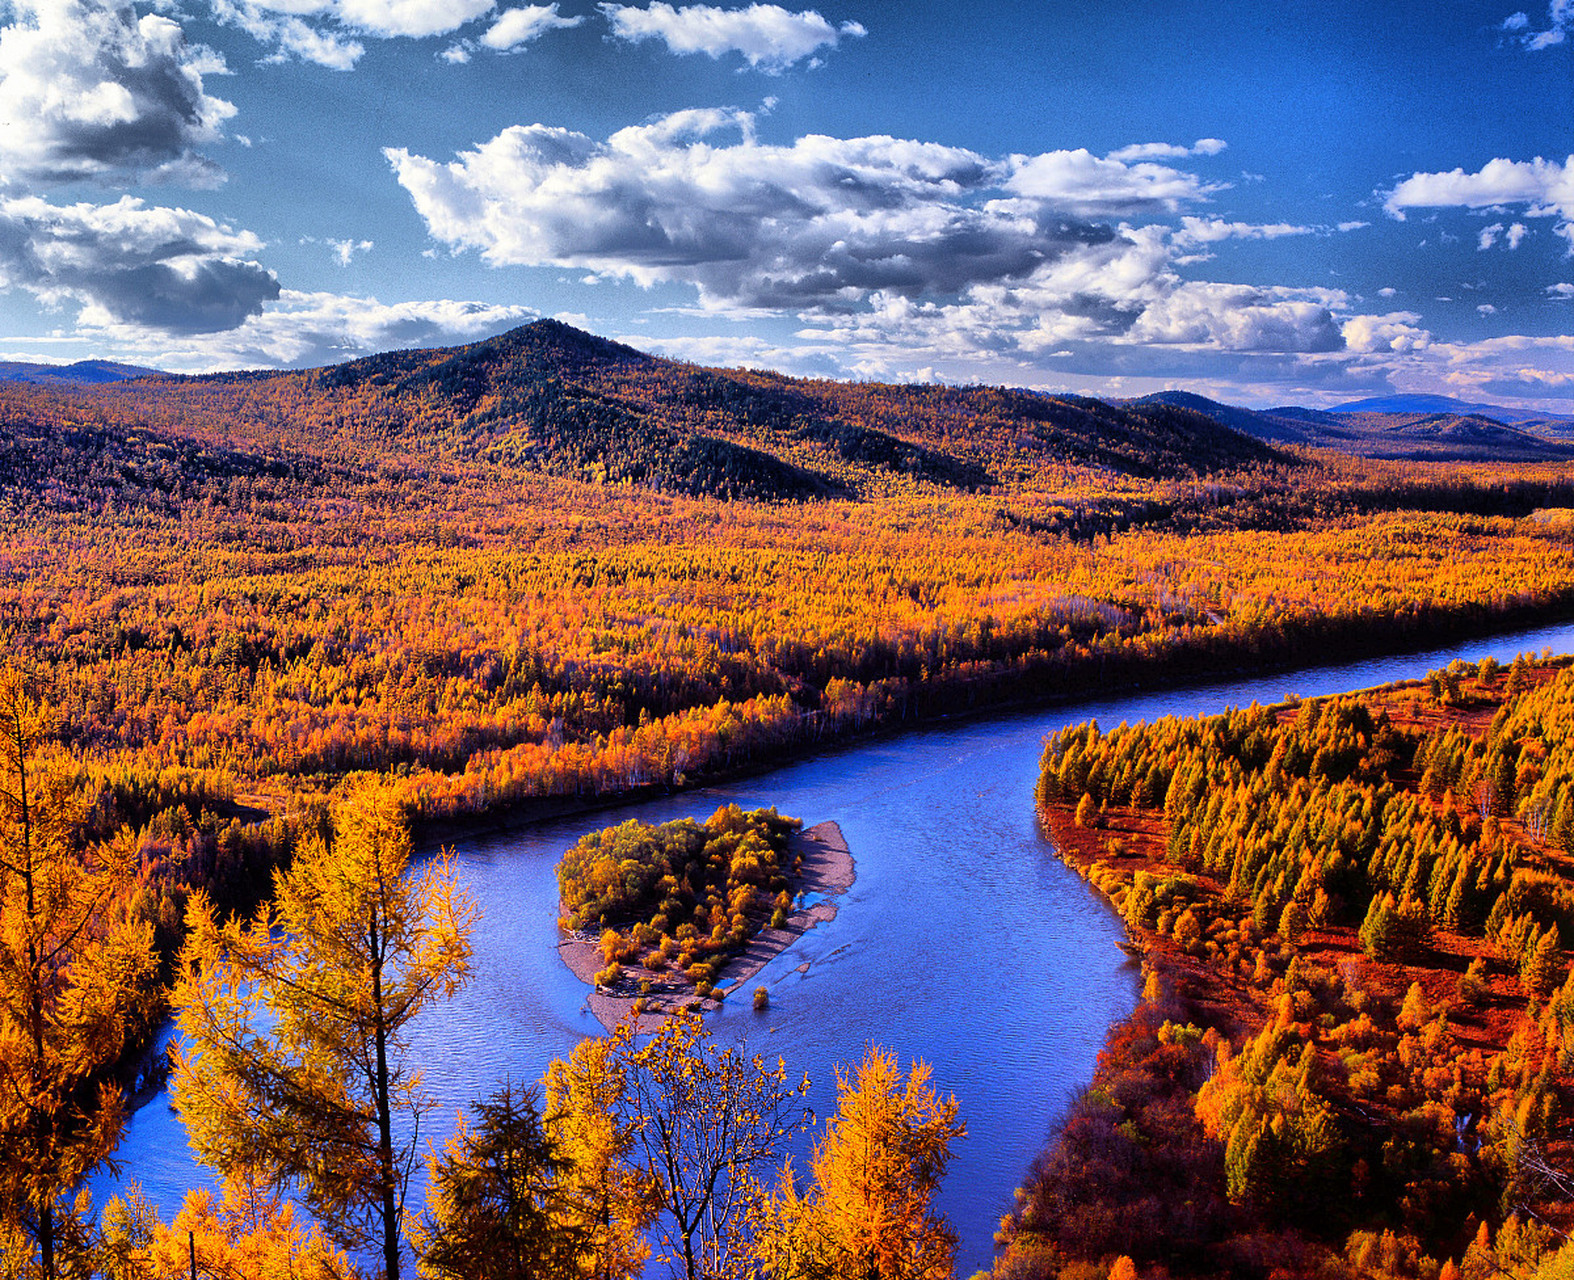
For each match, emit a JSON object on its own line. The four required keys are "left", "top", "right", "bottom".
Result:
{"left": 98, "top": 616, "right": 1574, "bottom": 1274}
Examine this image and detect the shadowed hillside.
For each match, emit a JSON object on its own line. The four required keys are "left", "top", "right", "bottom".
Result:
{"left": 1137, "top": 389, "right": 1574, "bottom": 462}
{"left": 84, "top": 319, "right": 1286, "bottom": 500}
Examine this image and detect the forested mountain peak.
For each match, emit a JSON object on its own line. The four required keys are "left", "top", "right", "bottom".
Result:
{"left": 306, "top": 318, "right": 655, "bottom": 395}
{"left": 2, "top": 322, "right": 1290, "bottom": 505}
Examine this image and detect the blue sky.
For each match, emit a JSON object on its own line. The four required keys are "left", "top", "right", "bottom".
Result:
{"left": 0, "top": 0, "right": 1571, "bottom": 408}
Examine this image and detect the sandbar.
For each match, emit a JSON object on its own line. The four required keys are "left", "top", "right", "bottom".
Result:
{"left": 558, "top": 819, "right": 854, "bottom": 1033}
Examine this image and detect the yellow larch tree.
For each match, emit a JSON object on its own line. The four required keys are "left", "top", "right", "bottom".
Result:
{"left": 753, "top": 1046, "right": 964, "bottom": 1280}
{"left": 0, "top": 669, "right": 159, "bottom": 1279}
{"left": 96, "top": 1173, "right": 354, "bottom": 1280}
{"left": 540, "top": 1036, "right": 657, "bottom": 1280}
{"left": 170, "top": 784, "right": 475, "bottom": 1280}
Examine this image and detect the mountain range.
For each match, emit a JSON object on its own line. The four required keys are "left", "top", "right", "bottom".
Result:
{"left": 1132, "top": 390, "right": 1574, "bottom": 462}
{"left": 1327, "top": 393, "right": 1574, "bottom": 425}
{"left": 2, "top": 324, "right": 1569, "bottom": 509}
{"left": 0, "top": 359, "right": 162, "bottom": 386}
{"left": 21, "top": 320, "right": 1282, "bottom": 502}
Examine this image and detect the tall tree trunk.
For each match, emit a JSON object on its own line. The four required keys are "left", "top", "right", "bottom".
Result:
{"left": 20, "top": 742, "right": 52, "bottom": 1280}
{"left": 370, "top": 914, "right": 400, "bottom": 1280}
{"left": 36, "top": 1193, "right": 53, "bottom": 1280}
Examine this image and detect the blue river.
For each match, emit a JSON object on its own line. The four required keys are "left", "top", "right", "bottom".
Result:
{"left": 99, "top": 615, "right": 1574, "bottom": 1275}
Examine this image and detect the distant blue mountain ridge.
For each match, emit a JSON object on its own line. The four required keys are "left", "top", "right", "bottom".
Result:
{"left": 1127, "top": 389, "right": 1574, "bottom": 461}
{"left": 1328, "top": 392, "right": 1574, "bottom": 425}
{"left": 0, "top": 359, "right": 162, "bottom": 385}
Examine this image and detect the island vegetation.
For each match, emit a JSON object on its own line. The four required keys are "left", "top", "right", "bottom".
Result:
{"left": 992, "top": 653, "right": 1574, "bottom": 1280}
{"left": 558, "top": 804, "right": 799, "bottom": 995}
{"left": 555, "top": 807, "right": 855, "bottom": 1029}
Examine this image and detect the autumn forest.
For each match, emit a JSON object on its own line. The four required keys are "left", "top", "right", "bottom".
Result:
{"left": 3, "top": 319, "right": 1574, "bottom": 1278}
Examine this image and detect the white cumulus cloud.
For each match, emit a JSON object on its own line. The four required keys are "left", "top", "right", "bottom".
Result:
{"left": 599, "top": 2, "right": 864, "bottom": 70}
{"left": 481, "top": 4, "right": 581, "bottom": 50}
{"left": 1385, "top": 155, "right": 1574, "bottom": 244}
{"left": 0, "top": 0, "right": 233, "bottom": 186}
{"left": 1342, "top": 312, "right": 1431, "bottom": 353}
{"left": 1479, "top": 220, "right": 1531, "bottom": 250}
{"left": 1171, "top": 217, "right": 1315, "bottom": 249}
{"left": 1126, "top": 282, "right": 1344, "bottom": 351}
{"left": 1504, "top": 0, "right": 1573, "bottom": 49}
{"left": 388, "top": 109, "right": 1518, "bottom": 390}
{"left": 1006, "top": 148, "right": 1224, "bottom": 215}
{"left": 210, "top": 0, "right": 498, "bottom": 68}
{"left": 1106, "top": 138, "right": 1227, "bottom": 162}
{"left": 1423, "top": 333, "right": 1574, "bottom": 402}
{"left": 386, "top": 111, "right": 1229, "bottom": 312}
{"left": 80, "top": 288, "right": 535, "bottom": 369}
{"left": 0, "top": 195, "right": 278, "bottom": 332}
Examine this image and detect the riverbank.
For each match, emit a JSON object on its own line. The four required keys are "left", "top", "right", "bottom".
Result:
{"left": 410, "top": 597, "right": 1574, "bottom": 858}
{"left": 106, "top": 624, "right": 1574, "bottom": 1273}
{"left": 558, "top": 819, "right": 855, "bottom": 1033}
{"left": 997, "top": 659, "right": 1574, "bottom": 1277}
{"left": 1036, "top": 665, "right": 1554, "bottom": 1050}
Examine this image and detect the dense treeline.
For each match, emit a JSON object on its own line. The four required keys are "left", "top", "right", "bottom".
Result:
{"left": 997, "top": 657, "right": 1574, "bottom": 1280}
{"left": 2, "top": 379, "right": 1574, "bottom": 844}
{"left": 0, "top": 325, "right": 1565, "bottom": 922}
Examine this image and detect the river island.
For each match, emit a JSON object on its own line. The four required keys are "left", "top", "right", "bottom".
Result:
{"left": 556, "top": 806, "right": 855, "bottom": 1032}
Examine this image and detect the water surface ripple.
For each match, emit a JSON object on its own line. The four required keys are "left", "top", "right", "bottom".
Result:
{"left": 101, "top": 617, "right": 1574, "bottom": 1274}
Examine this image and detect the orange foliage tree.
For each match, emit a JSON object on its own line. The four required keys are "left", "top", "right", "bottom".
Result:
{"left": 0, "top": 670, "right": 158, "bottom": 1279}
{"left": 170, "top": 787, "right": 475, "bottom": 1280}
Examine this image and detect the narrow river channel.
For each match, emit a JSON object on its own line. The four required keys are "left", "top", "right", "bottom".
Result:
{"left": 98, "top": 615, "right": 1574, "bottom": 1275}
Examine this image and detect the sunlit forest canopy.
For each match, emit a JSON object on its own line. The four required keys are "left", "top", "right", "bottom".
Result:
{"left": 0, "top": 321, "right": 1571, "bottom": 857}
{"left": 995, "top": 657, "right": 1574, "bottom": 1279}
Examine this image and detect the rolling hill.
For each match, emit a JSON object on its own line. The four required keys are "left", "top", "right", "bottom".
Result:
{"left": 1330, "top": 392, "right": 1574, "bottom": 425}
{"left": 0, "top": 359, "right": 163, "bottom": 386}
{"left": 1135, "top": 388, "right": 1574, "bottom": 462}
{"left": 30, "top": 320, "right": 1287, "bottom": 504}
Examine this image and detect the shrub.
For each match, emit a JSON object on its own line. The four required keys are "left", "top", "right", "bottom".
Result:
{"left": 593, "top": 962, "right": 621, "bottom": 989}
{"left": 753, "top": 986, "right": 769, "bottom": 1011}
{"left": 1456, "top": 956, "right": 1487, "bottom": 1004}
{"left": 1074, "top": 793, "right": 1098, "bottom": 828}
